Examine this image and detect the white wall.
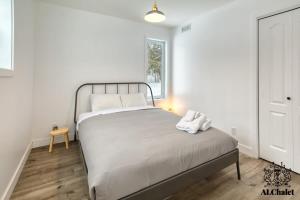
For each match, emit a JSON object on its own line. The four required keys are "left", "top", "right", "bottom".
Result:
{"left": 172, "top": 0, "right": 300, "bottom": 157}
{"left": 0, "top": 0, "right": 35, "bottom": 198}
{"left": 31, "top": 2, "right": 172, "bottom": 146}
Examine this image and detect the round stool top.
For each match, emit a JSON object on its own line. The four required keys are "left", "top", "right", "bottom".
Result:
{"left": 50, "top": 127, "right": 69, "bottom": 136}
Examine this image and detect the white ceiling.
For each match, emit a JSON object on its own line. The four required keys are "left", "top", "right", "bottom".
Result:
{"left": 39, "top": 0, "right": 235, "bottom": 27}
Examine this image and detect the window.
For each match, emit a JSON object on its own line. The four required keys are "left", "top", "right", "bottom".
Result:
{"left": 145, "top": 38, "right": 166, "bottom": 99}
{"left": 0, "top": 0, "right": 13, "bottom": 76}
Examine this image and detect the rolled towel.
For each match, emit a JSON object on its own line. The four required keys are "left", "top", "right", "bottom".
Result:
{"left": 194, "top": 112, "right": 204, "bottom": 119}
{"left": 200, "top": 119, "right": 212, "bottom": 131}
{"left": 186, "top": 115, "right": 207, "bottom": 134}
{"left": 176, "top": 119, "right": 187, "bottom": 131}
{"left": 182, "top": 110, "right": 197, "bottom": 122}
{"left": 176, "top": 112, "right": 203, "bottom": 131}
{"left": 176, "top": 114, "right": 207, "bottom": 134}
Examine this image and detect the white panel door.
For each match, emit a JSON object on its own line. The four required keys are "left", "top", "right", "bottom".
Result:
{"left": 259, "top": 12, "right": 293, "bottom": 168}
{"left": 292, "top": 9, "right": 300, "bottom": 173}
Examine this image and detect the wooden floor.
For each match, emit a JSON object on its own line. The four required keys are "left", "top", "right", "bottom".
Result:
{"left": 11, "top": 142, "right": 300, "bottom": 200}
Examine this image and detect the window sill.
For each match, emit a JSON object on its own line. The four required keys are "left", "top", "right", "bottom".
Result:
{"left": 154, "top": 98, "right": 166, "bottom": 101}
{"left": 0, "top": 68, "right": 14, "bottom": 77}
{"left": 147, "top": 97, "right": 166, "bottom": 101}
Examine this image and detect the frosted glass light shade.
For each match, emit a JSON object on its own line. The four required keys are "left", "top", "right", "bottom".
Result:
{"left": 144, "top": 10, "right": 166, "bottom": 23}
{"left": 144, "top": 2, "right": 166, "bottom": 23}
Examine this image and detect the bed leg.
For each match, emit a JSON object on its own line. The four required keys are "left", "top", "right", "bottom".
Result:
{"left": 236, "top": 160, "right": 241, "bottom": 180}
{"left": 93, "top": 187, "right": 96, "bottom": 200}
{"left": 74, "top": 130, "right": 77, "bottom": 142}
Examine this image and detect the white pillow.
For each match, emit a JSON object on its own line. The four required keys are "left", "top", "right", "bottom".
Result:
{"left": 120, "top": 93, "right": 147, "bottom": 107}
{"left": 90, "top": 94, "right": 122, "bottom": 112}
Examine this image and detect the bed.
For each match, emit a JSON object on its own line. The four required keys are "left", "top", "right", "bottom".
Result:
{"left": 74, "top": 82, "right": 240, "bottom": 200}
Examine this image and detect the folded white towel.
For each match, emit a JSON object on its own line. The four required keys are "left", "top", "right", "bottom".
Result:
{"left": 182, "top": 110, "right": 197, "bottom": 122}
{"left": 176, "top": 114, "right": 207, "bottom": 134}
{"left": 200, "top": 119, "right": 212, "bottom": 131}
{"left": 195, "top": 112, "right": 203, "bottom": 119}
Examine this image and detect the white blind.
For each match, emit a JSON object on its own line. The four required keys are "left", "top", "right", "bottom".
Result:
{"left": 0, "top": 0, "right": 13, "bottom": 70}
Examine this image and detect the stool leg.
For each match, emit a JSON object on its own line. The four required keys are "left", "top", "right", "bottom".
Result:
{"left": 64, "top": 133, "right": 69, "bottom": 150}
{"left": 49, "top": 136, "right": 54, "bottom": 153}
{"left": 66, "top": 132, "right": 69, "bottom": 142}
{"left": 66, "top": 133, "right": 69, "bottom": 145}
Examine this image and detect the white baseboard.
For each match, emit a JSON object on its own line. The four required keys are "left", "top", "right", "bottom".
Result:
{"left": 238, "top": 143, "right": 257, "bottom": 158}
{"left": 32, "top": 133, "right": 73, "bottom": 148}
{"left": 1, "top": 142, "right": 32, "bottom": 200}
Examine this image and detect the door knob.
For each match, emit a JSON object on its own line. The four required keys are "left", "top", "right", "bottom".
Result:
{"left": 287, "top": 97, "right": 291, "bottom": 101}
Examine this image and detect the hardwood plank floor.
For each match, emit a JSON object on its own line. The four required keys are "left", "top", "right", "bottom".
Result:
{"left": 11, "top": 142, "right": 90, "bottom": 200}
{"left": 11, "top": 142, "right": 300, "bottom": 200}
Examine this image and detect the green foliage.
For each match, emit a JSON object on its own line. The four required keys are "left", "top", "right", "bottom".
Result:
{"left": 147, "top": 41, "right": 163, "bottom": 82}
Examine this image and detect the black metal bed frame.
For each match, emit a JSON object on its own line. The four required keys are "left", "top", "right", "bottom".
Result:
{"left": 74, "top": 82, "right": 155, "bottom": 141}
{"left": 74, "top": 82, "right": 241, "bottom": 200}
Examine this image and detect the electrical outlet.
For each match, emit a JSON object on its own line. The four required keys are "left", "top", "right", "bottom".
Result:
{"left": 231, "top": 127, "right": 237, "bottom": 137}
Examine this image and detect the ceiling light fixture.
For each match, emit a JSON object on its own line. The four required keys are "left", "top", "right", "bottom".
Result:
{"left": 144, "top": 1, "right": 166, "bottom": 23}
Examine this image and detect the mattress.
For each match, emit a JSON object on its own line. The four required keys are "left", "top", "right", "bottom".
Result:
{"left": 78, "top": 108, "right": 238, "bottom": 200}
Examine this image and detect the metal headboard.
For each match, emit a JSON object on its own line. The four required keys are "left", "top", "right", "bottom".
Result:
{"left": 74, "top": 82, "right": 155, "bottom": 136}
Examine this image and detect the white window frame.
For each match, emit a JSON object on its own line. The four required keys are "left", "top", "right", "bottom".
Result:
{"left": 145, "top": 38, "right": 167, "bottom": 99}
{"left": 0, "top": 0, "right": 14, "bottom": 77}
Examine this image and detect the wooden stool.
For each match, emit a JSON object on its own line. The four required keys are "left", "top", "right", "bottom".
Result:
{"left": 49, "top": 128, "right": 69, "bottom": 153}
